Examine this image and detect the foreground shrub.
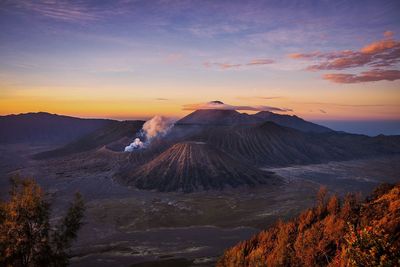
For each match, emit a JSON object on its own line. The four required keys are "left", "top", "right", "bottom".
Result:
{"left": 218, "top": 184, "right": 400, "bottom": 267}
{"left": 0, "top": 177, "right": 85, "bottom": 267}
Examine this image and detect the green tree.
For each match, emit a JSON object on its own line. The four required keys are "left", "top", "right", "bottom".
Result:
{"left": 0, "top": 177, "right": 84, "bottom": 267}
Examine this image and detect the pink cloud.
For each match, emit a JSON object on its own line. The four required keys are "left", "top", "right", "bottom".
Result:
{"left": 216, "top": 63, "right": 242, "bottom": 69}
{"left": 290, "top": 32, "right": 400, "bottom": 83}
{"left": 360, "top": 39, "right": 398, "bottom": 54}
{"left": 290, "top": 32, "right": 400, "bottom": 71}
{"left": 288, "top": 51, "right": 321, "bottom": 59}
{"left": 246, "top": 58, "right": 275, "bottom": 65}
{"left": 204, "top": 58, "right": 274, "bottom": 69}
{"left": 323, "top": 69, "right": 400, "bottom": 83}
{"left": 384, "top": 31, "right": 394, "bottom": 39}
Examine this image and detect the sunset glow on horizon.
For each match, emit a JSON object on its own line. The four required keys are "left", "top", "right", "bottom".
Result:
{"left": 1, "top": 0, "right": 399, "bottom": 122}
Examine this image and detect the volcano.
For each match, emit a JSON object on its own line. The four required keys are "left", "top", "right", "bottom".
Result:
{"left": 121, "top": 141, "right": 282, "bottom": 192}
{"left": 176, "top": 109, "right": 260, "bottom": 126}
{"left": 176, "top": 108, "right": 332, "bottom": 133}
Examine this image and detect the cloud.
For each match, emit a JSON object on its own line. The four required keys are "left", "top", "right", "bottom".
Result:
{"left": 155, "top": 98, "right": 168, "bottom": 101}
{"left": 246, "top": 59, "right": 275, "bottom": 66}
{"left": 9, "top": 0, "right": 127, "bottom": 22}
{"left": 204, "top": 58, "right": 275, "bottom": 69}
{"left": 288, "top": 52, "right": 321, "bottom": 59}
{"left": 182, "top": 101, "right": 292, "bottom": 112}
{"left": 323, "top": 69, "right": 400, "bottom": 83}
{"left": 13, "top": 1, "right": 99, "bottom": 22}
{"left": 360, "top": 38, "right": 398, "bottom": 54}
{"left": 290, "top": 32, "right": 400, "bottom": 83}
{"left": 384, "top": 31, "right": 394, "bottom": 39}
{"left": 214, "top": 63, "right": 242, "bottom": 69}
{"left": 290, "top": 32, "right": 400, "bottom": 71}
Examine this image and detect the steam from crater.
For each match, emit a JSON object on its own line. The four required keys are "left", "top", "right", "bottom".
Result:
{"left": 142, "top": 115, "right": 174, "bottom": 139}
{"left": 124, "top": 115, "right": 174, "bottom": 152}
{"left": 124, "top": 138, "right": 144, "bottom": 152}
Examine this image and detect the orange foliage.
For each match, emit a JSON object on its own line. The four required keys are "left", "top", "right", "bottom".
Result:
{"left": 217, "top": 184, "right": 400, "bottom": 267}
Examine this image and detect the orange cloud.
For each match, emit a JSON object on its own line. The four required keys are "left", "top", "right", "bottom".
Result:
{"left": 291, "top": 32, "right": 400, "bottom": 71}
{"left": 306, "top": 52, "right": 370, "bottom": 71}
{"left": 290, "top": 32, "right": 400, "bottom": 83}
{"left": 288, "top": 52, "right": 321, "bottom": 59}
{"left": 361, "top": 39, "right": 397, "bottom": 54}
{"left": 323, "top": 69, "right": 400, "bottom": 83}
{"left": 384, "top": 31, "right": 394, "bottom": 38}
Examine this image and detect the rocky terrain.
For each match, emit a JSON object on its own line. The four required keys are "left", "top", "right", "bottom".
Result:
{"left": 0, "top": 110, "right": 399, "bottom": 266}
{"left": 121, "top": 141, "right": 281, "bottom": 192}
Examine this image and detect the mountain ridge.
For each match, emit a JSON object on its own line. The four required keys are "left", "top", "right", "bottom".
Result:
{"left": 176, "top": 109, "right": 332, "bottom": 133}
{"left": 0, "top": 112, "right": 114, "bottom": 145}
{"left": 186, "top": 121, "right": 400, "bottom": 167}
{"left": 33, "top": 120, "right": 145, "bottom": 159}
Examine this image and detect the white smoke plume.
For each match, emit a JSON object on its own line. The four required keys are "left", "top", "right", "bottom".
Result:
{"left": 142, "top": 115, "right": 174, "bottom": 139}
{"left": 124, "top": 115, "right": 174, "bottom": 152}
{"left": 124, "top": 138, "right": 144, "bottom": 152}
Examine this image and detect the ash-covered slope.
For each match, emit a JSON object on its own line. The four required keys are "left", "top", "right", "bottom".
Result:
{"left": 122, "top": 141, "right": 282, "bottom": 192}
{"left": 34, "top": 120, "right": 144, "bottom": 159}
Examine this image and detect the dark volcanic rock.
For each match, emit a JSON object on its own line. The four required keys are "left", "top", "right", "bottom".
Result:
{"left": 123, "top": 141, "right": 282, "bottom": 192}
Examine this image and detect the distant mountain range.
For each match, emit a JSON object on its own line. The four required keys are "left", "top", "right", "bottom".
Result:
{"left": 0, "top": 112, "right": 113, "bottom": 144}
{"left": 176, "top": 109, "right": 332, "bottom": 133}
{"left": 2, "top": 109, "right": 332, "bottom": 147}
{"left": 2, "top": 110, "right": 400, "bottom": 192}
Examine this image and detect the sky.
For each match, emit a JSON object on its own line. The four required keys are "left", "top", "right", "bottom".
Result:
{"left": 0, "top": 0, "right": 399, "bottom": 127}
